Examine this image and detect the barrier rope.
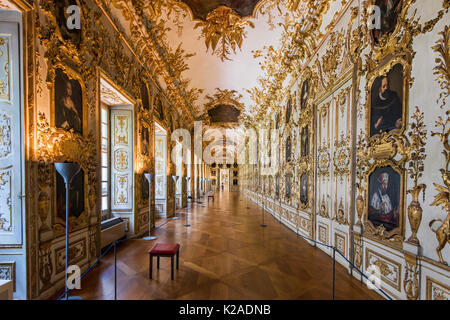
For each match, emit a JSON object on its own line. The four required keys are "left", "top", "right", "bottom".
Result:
{"left": 59, "top": 193, "right": 392, "bottom": 301}
{"left": 57, "top": 241, "right": 115, "bottom": 300}
{"left": 245, "top": 192, "right": 393, "bottom": 300}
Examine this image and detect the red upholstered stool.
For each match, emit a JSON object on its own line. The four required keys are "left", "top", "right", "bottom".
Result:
{"left": 148, "top": 243, "right": 180, "bottom": 280}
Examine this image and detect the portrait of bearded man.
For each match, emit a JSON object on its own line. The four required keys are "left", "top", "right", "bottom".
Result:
{"left": 373, "top": 0, "right": 403, "bottom": 43}
{"left": 370, "top": 65, "right": 403, "bottom": 137}
{"left": 368, "top": 167, "right": 400, "bottom": 231}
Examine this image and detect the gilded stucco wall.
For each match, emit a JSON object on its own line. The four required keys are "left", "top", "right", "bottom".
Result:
{"left": 242, "top": 0, "right": 450, "bottom": 300}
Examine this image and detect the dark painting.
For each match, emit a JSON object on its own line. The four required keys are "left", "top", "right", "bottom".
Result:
{"left": 286, "top": 136, "right": 292, "bottom": 163}
{"left": 300, "top": 79, "right": 309, "bottom": 109}
{"left": 300, "top": 174, "right": 308, "bottom": 205}
{"left": 208, "top": 105, "right": 241, "bottom": 123}
{"left": 155, "top": 97, "right": 164, "bottom": 121}
{"left": 286, "top": 96, "right": 292, "bottom": 123}
{"left": 275, "top": 113, "right": 280, "bottom": 129}
{"left": 276, "top": 175, "right": 279, "bottom": 197}
{"left": 372, "top": 0, "right": 402, "bottom": 43}
{"left": 370, "top": 63, "right": 403, "bottom": 137}
{"left": 368, "top": 166, "right": 400, "bottom": 232}
{"left": 301, "top": 126, "right": 309, "bottom": 157}
{"left": 141, "top": 126, "right": 149, "bottom": 156}
{"left": 285, "top": 174, "right": 291, "bottom": 199}
{"left": 141, "top": 174, "right": 149, "bottom": 203}
{"left": 56, "top": 168, "right": 85, "bottom": 221}
{"left": 181, "top": 0, "right": 261, "bottom": 20}
{"left": 141, "top": 83, "right": 150, "bottom": 111}
{"left": 55, "top": 0, "right": 82, "bottom": 47}
{"left": 55, "top": 68, "right": 83, "bottom": 135}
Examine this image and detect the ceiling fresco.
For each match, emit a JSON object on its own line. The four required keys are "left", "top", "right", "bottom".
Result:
{"left": 180, "top": 0, "right": 262, "bottom": 20}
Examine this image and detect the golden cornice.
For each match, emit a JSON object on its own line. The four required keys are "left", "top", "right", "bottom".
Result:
{"left": 99, "top": 0, "right": 197, "bottom": 122}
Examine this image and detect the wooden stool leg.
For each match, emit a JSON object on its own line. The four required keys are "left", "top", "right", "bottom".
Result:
{"left": 157, "top": 256, "right": 160, "bottom": 269}
{"left": 171, "top": 256, "right": 174, "bottom": 280}
{"left": 149, "top": 254, "right": 153, "bottom": 279}
{"left": 176, "top": 250, "right": 179, "bottom": 270}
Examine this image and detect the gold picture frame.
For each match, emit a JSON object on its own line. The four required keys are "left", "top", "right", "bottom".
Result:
{"left": 365, "top": 57, "right": 411, "bottom": 142}
{"left": 50, "top": 64, "right": 88, "bottom": 136}
{"left": 365, "top": 0, "right": 419, "bottom": 63}
{"left": 47, "top": 63, "right": 90, "bottom": 234}
{"left": 363, "top": 160, "right": 406, "bottom": 245}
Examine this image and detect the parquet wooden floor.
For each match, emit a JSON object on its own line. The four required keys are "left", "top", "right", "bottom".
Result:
{"left": 53, "top": 191, "right": 382, "bottom": 300}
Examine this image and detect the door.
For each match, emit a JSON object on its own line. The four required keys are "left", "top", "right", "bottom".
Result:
{"left": 0, "top": 18, "right": 26, "bottom": 299}
{"left": 110, "top": 109, "right": 134, "bottom": 213}
{"left": 0, "top": 21, "right": 23, "bottom": 246}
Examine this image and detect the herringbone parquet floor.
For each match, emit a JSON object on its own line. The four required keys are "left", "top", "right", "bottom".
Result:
{"left": 54, "top": 191, "right": 382, "bottom": 300}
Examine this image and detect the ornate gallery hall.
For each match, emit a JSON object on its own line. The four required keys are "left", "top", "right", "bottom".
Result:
{"left": 0, "top": 0, "right": 449, "bottom": 301}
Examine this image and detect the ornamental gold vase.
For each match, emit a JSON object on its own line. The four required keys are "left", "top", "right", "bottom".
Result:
{"left": 407, "top": 184, "right": 426, "bottom": 246}
{"left": 356, "top": 194, "right": 364, "bottom": 226}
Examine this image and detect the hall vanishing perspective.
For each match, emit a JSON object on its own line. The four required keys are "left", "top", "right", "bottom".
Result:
{"left": 0, "top": 0, "right": 449, "bottom": 301}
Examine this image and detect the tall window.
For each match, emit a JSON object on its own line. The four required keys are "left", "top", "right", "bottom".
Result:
{"left": 101, "top": 106, "right": 110, "bottom": 218}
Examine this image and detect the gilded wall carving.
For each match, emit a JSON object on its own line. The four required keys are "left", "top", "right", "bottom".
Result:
{"left": 242, "top": 0, "right": 450, "bottom": 300}
{"left": 0, "top": 36, "right": 11, "bottom": 102}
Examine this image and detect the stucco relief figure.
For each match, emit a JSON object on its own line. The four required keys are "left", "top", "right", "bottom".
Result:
{"left": 368, "top": 167, "right": 400, "bottom": 231}
{"left": 373, "top": 0, "right": 402, "bottom": 43}
{"left": 370, "top": 64, "right": 403, "bottom": 137}
{"left": 55, "top": 68, "right": 83, "bottom": 135}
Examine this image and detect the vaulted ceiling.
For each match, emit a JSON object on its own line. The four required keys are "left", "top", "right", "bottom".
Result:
{"left": 161, "top": 0, "right": 286, "bottom": 119}
{"left": 98, "top": 0, "right": 346, "bottom": 158}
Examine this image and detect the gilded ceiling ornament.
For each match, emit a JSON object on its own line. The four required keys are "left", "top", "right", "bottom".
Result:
{"left": 194, "top": 6, "right": 255, "bottom": 61}
{"left": 107, "top": 0, "right": 199, "bottom": 118}
{"left": 204, "top": 88, "right": 244, "bottom": 111}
